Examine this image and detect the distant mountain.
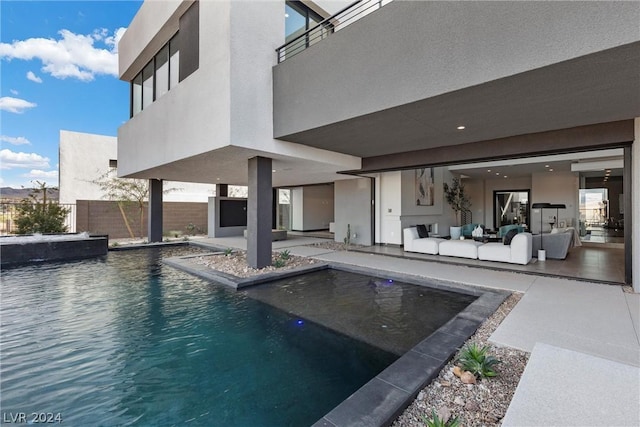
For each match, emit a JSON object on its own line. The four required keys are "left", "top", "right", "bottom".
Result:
{"left": 0, "top": 187, "right": 59, "bottom": 201}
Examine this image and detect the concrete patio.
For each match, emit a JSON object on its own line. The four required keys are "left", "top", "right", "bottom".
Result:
{"left": 189, "top": 235, "right": 640, "bottom": 425}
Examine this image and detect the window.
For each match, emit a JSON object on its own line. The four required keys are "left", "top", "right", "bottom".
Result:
{"left": 155, "top": 45, "right": 169, "bottom": 99}
{"left": 169, "top": 37, "right": 180, "bottom": 89}
{"left": 109, "top": 159, "right": 118, "bottom": 168}
{"left": 142, "top": 62, "right": 154, "bottom": 109}
{"left": 285, "top": 1, "right": 323, "bottom": 42}
{"left": 132, "top": 74, "right": 142, "bottom": 116}
{"left": 127, "top": 1, "right": 199, "bottom": 116}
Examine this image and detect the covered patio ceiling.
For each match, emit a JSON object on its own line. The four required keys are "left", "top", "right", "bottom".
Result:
{"left": 277, "top": 42, "right": 640, "bottom": 159}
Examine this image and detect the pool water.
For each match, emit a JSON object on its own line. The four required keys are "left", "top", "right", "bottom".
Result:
{"left": 0, "top": 247, "right": 395, "bottom": 426}
{"left": 0, "top": 246, "right": 475, "bottom": 426}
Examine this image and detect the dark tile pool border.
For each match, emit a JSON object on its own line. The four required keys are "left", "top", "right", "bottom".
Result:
{"left": 163, "top": 254, "right": 509, "bottom": 427}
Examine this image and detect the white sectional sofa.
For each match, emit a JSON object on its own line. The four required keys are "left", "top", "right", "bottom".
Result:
{"left": 403, "top": 227, "right": 533, "bottom": 265}
{"left": 477, "top": 233, "right": 533, "bottom": 265}
{"left": 439, "top": 239, "right": 484, "bottom": 259}
{"left": 403, "top": 227, "right": 445, "bottom": 255}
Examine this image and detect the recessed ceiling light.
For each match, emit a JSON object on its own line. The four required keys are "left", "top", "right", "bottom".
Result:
{"left": 272, "top": 169, "right": 276, "bottom": 173}
{"left": 549, "top": 168, "right": 554, "bottom": 172}
{"left": 216, "top": 178, "right": 220, "bottom": 181}
{"left": 456, "top": 125, "right": 465, "bottom": 130}
{"left": 504, "top": 175, "right": 508, "bottom": 178}
{"left": 495, "top": 172, "right": 500, "bottom": 175}
{"left": 545, "top": 165, "right": 550, "bottom": 168}
{"left": 606, "top": 170, "right": 611, "bottom": 173}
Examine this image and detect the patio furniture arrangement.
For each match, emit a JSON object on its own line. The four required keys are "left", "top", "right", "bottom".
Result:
{"left": 403, "top": 226, "right": 533, "bottom": 265}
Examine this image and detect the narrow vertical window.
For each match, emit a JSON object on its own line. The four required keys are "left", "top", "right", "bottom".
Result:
{"left": 142, "top": 62, "right": 154, "bottom": 108}
{"left": 169, "top": 36, "right": 180, "bottom": 90}
{"left": 132, "top": 73, "right": 142, "bottom": 116}
{"left": 155, "top": 45, "right": 169, "bottom": 99}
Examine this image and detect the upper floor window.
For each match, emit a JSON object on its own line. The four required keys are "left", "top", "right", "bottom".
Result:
{"left": 130, "top": 35, "right": 179, "bottom": 118}
{"left": 285, "top": 1, "right": 322, "bottom": 42}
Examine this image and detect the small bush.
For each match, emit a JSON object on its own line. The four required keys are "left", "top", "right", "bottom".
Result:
{"left": 423, "top": 409, "right": 460, "bottom": 427}
{"left": 224, "top": 248, "right": 233, "bottom": 256}
{"left": 457, "top": 343, "right": 500, "bottom": 378}
{"left": 279, "top": 250, "right": 291, "bottom": 260}
{"left": 111, "top": 242, "right": 120, "bottom": 247}
{"left": 273, "top": 258, "right": 286, "bottom": 268}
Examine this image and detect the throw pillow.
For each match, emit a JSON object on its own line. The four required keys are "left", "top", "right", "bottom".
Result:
{"left": 416, "top": 224, "right": 429, "bottom": 238}
{"left": 503, "top": 229, "right": 518, "bottom": 245}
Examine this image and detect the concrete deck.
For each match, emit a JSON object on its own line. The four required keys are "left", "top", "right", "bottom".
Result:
{"left": 190, "top": 236, "right": 640, "bottom": 425}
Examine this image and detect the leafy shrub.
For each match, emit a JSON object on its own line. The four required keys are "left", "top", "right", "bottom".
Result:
{"left": 273, "top": 259, "right": 286, "bottom": 268}
{"left": 423, "top": 409, "right": 460, "bottom": 427}
{"left": 15, "top": 181, "right": 69, "bottom": 234}
{"left": 456, "top": 343, "right": 500, "bottom": 378}
{"left": 224, "top": 248, "right": 233, "bottom": 256}
{"left": 279, "top": 250, "right": 291, "bottom": 260}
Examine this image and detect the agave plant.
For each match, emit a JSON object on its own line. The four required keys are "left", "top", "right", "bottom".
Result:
{"left": 457, "top": 343, "right": 500, "bottom": 378}
{"left": 423, "top": 409, "right": 460, "bottom": 427}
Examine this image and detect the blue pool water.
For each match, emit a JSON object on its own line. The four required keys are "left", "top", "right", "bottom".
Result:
{"left": 1, "top": 247, "right": 396, "bottom": 426}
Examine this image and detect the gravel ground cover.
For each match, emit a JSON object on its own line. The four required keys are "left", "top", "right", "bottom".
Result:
{"left": 194, "top": 250, "right": 317, "bottom": 278}
{"left": 393, "top": 293, "right": 529, "bottom": 427}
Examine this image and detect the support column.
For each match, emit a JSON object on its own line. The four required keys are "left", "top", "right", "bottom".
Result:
{"left": 148, "top": 179, "right": 163, "bottom": 243}
{"left": 247, "top": 157, "right": 272, "bottom": 268}
{"left": 632, "top": 118, "right": 639, "bottom": 292}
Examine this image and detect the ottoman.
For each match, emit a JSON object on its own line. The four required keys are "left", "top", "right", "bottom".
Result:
{"left": 438, "top": 239, "right": 483, "bottom": 259}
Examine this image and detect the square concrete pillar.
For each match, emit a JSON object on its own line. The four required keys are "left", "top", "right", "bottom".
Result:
{"left": 148, "top": 179, "right": 163, "bottom": 243}
{"left": 632, "top": 118, "right": 639, "bottom": 292}
{"left": 247, "top": 157, "right": 272, "bottom": 268}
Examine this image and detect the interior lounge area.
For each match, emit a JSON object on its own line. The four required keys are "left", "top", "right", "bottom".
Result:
{"left": 371, "top": 147, "right": 629, "bottom": 285}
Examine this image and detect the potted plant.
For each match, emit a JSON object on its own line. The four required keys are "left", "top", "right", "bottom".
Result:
{"left": 443, "top": 177, "right": 471, "bottom": 240}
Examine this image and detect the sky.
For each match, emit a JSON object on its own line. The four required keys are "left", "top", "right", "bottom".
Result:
{"left": 0, "top": 0, "right": 143, "bottom": 189}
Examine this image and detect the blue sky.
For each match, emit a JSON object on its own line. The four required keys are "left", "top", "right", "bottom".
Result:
{"left": 1, "top": 0, "right": 142, "bottom": 189}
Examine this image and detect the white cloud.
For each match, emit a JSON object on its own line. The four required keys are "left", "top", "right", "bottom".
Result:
{"left": 0, "top": 27, "right": 126, "bottom": 82}
{"left": 26, "top": 71, "right": 43, "bottom": 83}
{"left": 22, "top": 169, "right": 59, "bottom": 179}
{"left": 0, "top": 135, "right": 31, "bottom": 146}
{"left": 0, "top": 149, "right": 50, "bottom": 170}
{"left": 0, "top": 96, "right": 37, "bottom": 113}
{"left": 10, "top": 89, "right": 18, "bottom": 95}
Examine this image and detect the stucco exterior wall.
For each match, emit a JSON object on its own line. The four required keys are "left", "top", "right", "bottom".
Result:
{"left": 274, "top": 1, "right": 640, "bottom": 137}
{"left": 59, "top": 130, "right": 118, "bottom": 204}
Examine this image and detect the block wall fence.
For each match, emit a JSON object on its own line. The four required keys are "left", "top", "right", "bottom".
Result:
{"left": 76, "top": 200, "right": 208, "bottom": 239}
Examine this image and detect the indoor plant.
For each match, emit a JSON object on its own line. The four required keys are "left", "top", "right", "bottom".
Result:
{"left": 443, "top": 177, "right": 471, "bottom": 239}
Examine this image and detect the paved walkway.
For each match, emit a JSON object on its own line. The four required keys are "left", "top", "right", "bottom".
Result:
{"left": 191, "top": 236, "right": 640, "bottom": 425}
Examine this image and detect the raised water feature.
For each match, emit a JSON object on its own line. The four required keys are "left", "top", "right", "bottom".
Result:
{"left": 0, "top": 233, "right": 107, "bottom": 268}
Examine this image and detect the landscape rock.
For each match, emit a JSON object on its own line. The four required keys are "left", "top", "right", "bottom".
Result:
{"left": 460, "top": 371, "right": 477, "bottom": 384}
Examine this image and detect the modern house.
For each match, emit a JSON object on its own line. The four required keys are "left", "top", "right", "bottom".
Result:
{"left": 117, "top": 0, "right": 640, "bottom": 292}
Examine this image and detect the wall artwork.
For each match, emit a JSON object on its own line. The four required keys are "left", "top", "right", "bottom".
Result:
{"left": 415, "top": 168, "right": 434, "bottom": 206}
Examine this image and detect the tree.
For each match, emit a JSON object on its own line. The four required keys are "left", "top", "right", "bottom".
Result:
{"left": 443, "top": 177, "right": 471, "bottom": 226}
{"left": 92, "top": 169, "right": 149, "bottom": 239}
{"left": 15, "top": 181, "right": 69, "bottom": 234}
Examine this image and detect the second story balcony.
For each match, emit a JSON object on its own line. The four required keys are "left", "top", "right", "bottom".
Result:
{"left": 273, "top": 1, "right": 640, "bottom": 163}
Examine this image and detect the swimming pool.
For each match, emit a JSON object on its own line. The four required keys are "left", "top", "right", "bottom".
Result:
{"left": 0, "top": 247, "right": 475, "bottom": 426}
